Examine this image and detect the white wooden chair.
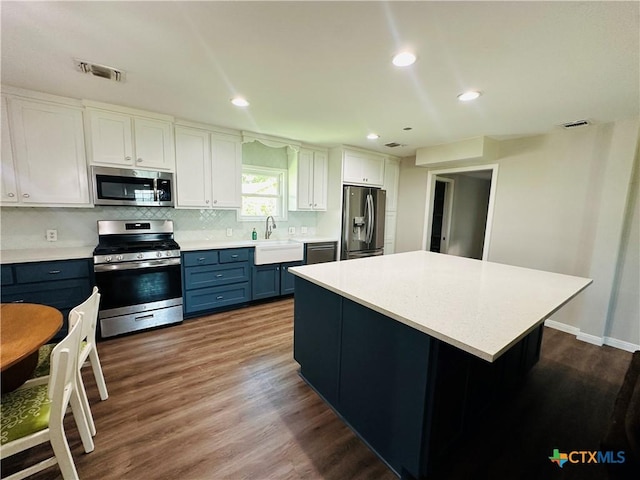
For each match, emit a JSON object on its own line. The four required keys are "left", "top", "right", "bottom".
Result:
{"left": 30, "top": 287, "right": 108, "bottom": 436}
{"left": 0, "top": 310, "right": 92, "bottom": 480}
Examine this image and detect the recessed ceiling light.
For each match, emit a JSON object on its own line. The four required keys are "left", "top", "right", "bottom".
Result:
{"left": 392, "top": 52, "right": 416, "bottom": 67}
{"left": 367, "top": 133, "right": 380, "bottom": 140}
{"left": 457, "top": 91, "right": 481, "bottom": 101}
{"left": 231, "top": 97, "right": 249, "bottom": 107}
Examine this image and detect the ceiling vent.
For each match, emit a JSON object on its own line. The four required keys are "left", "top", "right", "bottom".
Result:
{"left": 561, "top": 119, "right": 589, "bottom": 129}
{"left": 75, "top": 60, "right": 125, "bottom": 82}
{"left": 384, "top": 142, "right": 406, "bottom": 148}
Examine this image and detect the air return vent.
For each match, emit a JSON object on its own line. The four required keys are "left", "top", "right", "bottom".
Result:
{"left": 561, "top": 119, "right": 589, "bottom": 129}
{"left": 384, "top": 142, "right": 405, "bottom": 148}
{"left": 75, "top": 60, "right": 125, "bottom": 82}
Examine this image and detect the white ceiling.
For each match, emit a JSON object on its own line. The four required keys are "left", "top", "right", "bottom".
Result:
{"left": 2, "top": 1, "right": 638, "bottom": 158}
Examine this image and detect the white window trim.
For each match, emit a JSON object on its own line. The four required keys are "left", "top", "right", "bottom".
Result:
{"left": 237, "top": 165, "right": 288, "bottom": 222}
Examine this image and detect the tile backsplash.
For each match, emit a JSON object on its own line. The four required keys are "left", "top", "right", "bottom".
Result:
{"left": 0, "top": 207, "right": 318, "bottom": 250}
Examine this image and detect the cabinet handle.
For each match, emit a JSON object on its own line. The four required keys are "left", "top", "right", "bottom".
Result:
{"left": 216, "top": 295, "right": 224, "bottom": 300}
{"left": 213, "top": 199, "right": 218, "bottom": 204}
{"left": 206, "top": 200, "right": 210, "bottom": 204}
{"left": 231, "top": 254, "right": 238, "bottom": 258}
{"left": 198, "top": 257, "right": 206, "bottom": 262}
{"left": 137, "top": 158, "right": 143, "bottom": 162}
{"left": 7, "top": 193, "right": 15, "bottom": 197}
{"left": 216, "top": 274, "right": 223, "bottom": 278}
{"left": 23, "top": 193, "right": 30, "bottom": 198}
{"left": 313, "top": 203, "right": 317, "bottom": 207}
{"left": 12, "top": 299, "right": 24, "bottom": 303}
{"left": 125, "top": 156, "right": 132, "bottom": 161}
{"left": 48, "top": 270, "right": 61, "bottom": 275}
{"left": 276, "top": 266, "right": 280, "bottom": 271}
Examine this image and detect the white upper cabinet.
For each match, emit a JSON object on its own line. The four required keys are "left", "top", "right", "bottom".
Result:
{"left": 1, "top": 95, "right": 18, "bottom": 204}
{"left": 383, "top": 158, "right": 400, "bottom": 211}
{"left": 289, "top": 148, "right": 328, "bottom": 211}
{"left": 6, "top": 97, "right": 90, "bottom": 206}
{"left": 175, "top": 126, "right": 241, "bottom": 209}
{"left": 85, "top": 104, "right": 175, "bottom": 171}
{"left": 175, "top": 126, "right": 211, "bottom": 208}
{"left": 210, "top": 133, "right": 242, "bottom": 209}
{"left": 342, "top": 149, "right": 385, "bottom": 186}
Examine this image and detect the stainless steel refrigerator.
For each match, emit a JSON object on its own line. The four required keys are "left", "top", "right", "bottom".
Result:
{"left": 341, "top": 186, "right": 386, "bottom": 260}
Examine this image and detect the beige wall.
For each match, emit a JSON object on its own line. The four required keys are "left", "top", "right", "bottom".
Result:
{"left": 395, "top": 117, "right": 640, "bottom": 348}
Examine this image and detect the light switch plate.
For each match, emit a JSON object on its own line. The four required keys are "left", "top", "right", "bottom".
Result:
{"left": 301, "top": 226, "right": 308, "bottom": 234}
{"left": 288, "top": 227, "right": 295, "bottom": 234}
{"left": 226, "top": 228, "right": 233, "bottom": 237}
{"left": 46, "top": 229, "right": 58, "bottom": 242}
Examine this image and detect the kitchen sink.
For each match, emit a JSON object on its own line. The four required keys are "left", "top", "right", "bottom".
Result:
{"left": 254, "top": 240, "right": 304, "bottom": 265}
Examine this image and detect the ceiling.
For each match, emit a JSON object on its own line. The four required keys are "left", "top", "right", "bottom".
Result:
{"left": 1, "top": 1, "right": 638, "bottom": 158}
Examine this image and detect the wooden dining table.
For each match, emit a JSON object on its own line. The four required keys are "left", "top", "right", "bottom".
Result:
{"left": 1, "top": 303, "right": 63, "bottom": 393}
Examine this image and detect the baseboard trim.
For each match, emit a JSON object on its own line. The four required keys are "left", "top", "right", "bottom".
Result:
{"left": 603, "top": 336, "right": 640, "bottom": 353}
{"left": 576, "top": 332, "right": 605, "bottom": 346}
{"left": 544, "top": 319, "right": 580, "bottom": 335}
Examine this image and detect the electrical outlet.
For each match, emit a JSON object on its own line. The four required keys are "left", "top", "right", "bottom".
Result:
{"left": 288, "top": 227, "right": 295, "bottom": 235}
{"left": 46, "top": 229, "right": 58, "bottom": 242}
{"left": 300, "top": 226, "right": 308, "bottom": 234}
{"left": 226, "top": 228, "right": 233, "bottom": 237}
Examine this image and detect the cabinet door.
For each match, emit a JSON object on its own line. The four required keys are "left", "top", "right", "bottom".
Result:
{"left": 134, "top": 117, "right": 175, "bottom": 171}
{"left": 384, "top": 211, "right": 397, "bottom": 255}
{"left": 252, "top": 264, "right": 280, "bottom": 300}
{"left": 280, "top": 261, "right": 302, "bottom": 295}
{"left": 311, "top": 151, "right": 328, "bottom": 210}
{"left": 343, "top": 151, "right": 384, "bottom": 186}
{"left": 10, "top": 99, "right": 90, "bottom": 205}
{"left": 175, "top": 127, "right": 211, "bottom": 208}
{"left": 1, "top": 96, "right": 18, "bottom": 204}
{"left": 87, "top": 109, "right": 134, "bottom": 167}
{"left": 211, "top": 133, "right": 242, "bottom": 208}
{"left": 383, "top": 158, "right": 400, "bottom": 211}
{"left": 296, "top": 149, "right": 314, "bottom": 210}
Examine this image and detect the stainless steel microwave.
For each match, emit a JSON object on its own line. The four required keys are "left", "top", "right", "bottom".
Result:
{"left": 91, "top": 166, "right": 174, "bottom": 207}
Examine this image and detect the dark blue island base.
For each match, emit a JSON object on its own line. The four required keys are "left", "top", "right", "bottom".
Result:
{"left": 293, "top": 278, "right": 543, "bottom": 479}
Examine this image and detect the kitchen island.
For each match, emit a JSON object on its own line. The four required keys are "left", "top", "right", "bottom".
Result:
{"left": 289, "top": 251, "right": 591, "bottom": 479}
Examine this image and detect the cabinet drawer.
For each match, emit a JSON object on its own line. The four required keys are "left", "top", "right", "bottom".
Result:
{"left": 183, "top": 250, "right": 218, "bottom": 267}
{"left": 184, "top": 263, "right": 250, "bottom": 290}
{"left": 1, "top": 266, "right": 14, "bottom": 286}
{"left": 219, "top": 248, "right": 249, "bottom": 263}
{"left": 185, "top": 282, "right": 250, "bottom": 313}
{"left": 15, "top": 260, "right": 89, "bottom": 284}
{"left": 1, "top": 278, "right": 91, "bottom": 311}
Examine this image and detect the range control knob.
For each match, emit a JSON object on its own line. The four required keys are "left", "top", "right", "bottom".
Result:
{"left": 117, "top": 255, "right": 124, "bottom": 261}
{"left": 105, "top": 256, "right": 112, "bottom": 263}
{"left": 157, "top": 251, "right": 163, "bottom": 258}
{"left": 166, "top": 251, "right": 173, "bottom": 257}
{"left": 137, "top": 253, "right": 143, "bottom": 259}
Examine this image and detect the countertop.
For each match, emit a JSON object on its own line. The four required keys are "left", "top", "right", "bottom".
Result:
{"left": 289, "top": 251, "right": 592, "bottom": 362}
{"left": 0, "top": 237, "right": 339, "bottom": 263}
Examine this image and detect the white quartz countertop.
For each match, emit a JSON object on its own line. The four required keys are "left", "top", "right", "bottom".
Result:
{"left": 1, "top": 236, "right": 339, "bottom": 263}
{"left": 179, "top": 237, "right": 338, "bottom": 252}
{"left": 1, "top": 247, "right": 95, "bottom": 264}
{"left": 289, "top": 251, "right": 592, "bottom": 362}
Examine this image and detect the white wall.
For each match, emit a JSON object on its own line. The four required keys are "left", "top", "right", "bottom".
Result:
{"left": 395, "top": 118, "right": 640, "bottom": 349}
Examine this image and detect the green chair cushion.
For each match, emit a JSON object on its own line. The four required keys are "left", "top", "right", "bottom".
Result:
{"left": 0, "top": 385, "right": 51, "bottom": 444}
{"left": 32, "top": 343, "right": 56, "bottom": 379}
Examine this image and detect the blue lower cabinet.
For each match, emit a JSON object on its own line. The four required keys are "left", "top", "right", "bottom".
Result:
{"left": 252, "top": 261, "right": 302, "bottom": 300}
{"left": 0, "top": 259, "right": 93, "bottom": 341}
{"left": 182, "top": 248, "right": 252, "bottom": 317}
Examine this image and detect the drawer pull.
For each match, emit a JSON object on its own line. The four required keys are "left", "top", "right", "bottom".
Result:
{"left": 231, "top": 254, "right": 238, "bottom": 258}
{"left": 198, "top": 258, "right": 206, "bottom": 262}
{"left": 216, "top": 274, "right": 223, "bottom": 278}
{"left": 48, "top": 270, "right": 61, "bottom": 275}
{"left": 12, "top": 299, "right": 25, "bottom": 303}
{"left": 135, "top": 314, "right": 154, "bottom": 321}
{"left": 216, "top": 295, "right": 224, "bottom": 300}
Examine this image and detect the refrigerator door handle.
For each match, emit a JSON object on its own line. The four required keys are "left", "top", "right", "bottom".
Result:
{"left": 366, "top": 193, "right": 374, "bottom": 244}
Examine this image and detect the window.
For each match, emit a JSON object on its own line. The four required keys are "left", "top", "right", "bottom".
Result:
{"left": 239, "top": 166, "right": 287, "bottom": 220}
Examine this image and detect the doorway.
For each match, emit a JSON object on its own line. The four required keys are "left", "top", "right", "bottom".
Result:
{"left": 423, "top": 164, "right": 499, "bottom": 260}
{"left": 429, "top": 177, "right": 454, "bottom": 253}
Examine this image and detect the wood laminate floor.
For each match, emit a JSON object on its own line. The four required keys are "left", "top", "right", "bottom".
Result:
{"left": 1, "top": 298, "right": 634, "bottom": 480}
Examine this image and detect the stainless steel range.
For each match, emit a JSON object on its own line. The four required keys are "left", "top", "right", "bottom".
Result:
{"left": 93, "top": 220, "right": 182, "bottom": 338}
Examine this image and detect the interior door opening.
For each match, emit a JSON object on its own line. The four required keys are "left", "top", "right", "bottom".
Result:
{"left": 423, "top": 165, "right": 498, "bottom": 260}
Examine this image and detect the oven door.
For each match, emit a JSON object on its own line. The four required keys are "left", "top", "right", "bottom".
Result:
{"left": 94, "top": 258, "right": 182, "bottom": 337}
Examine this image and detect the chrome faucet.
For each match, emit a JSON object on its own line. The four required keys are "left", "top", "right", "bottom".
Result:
{"left": 265, "top": 216, "right": 276, "bottom": 239}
